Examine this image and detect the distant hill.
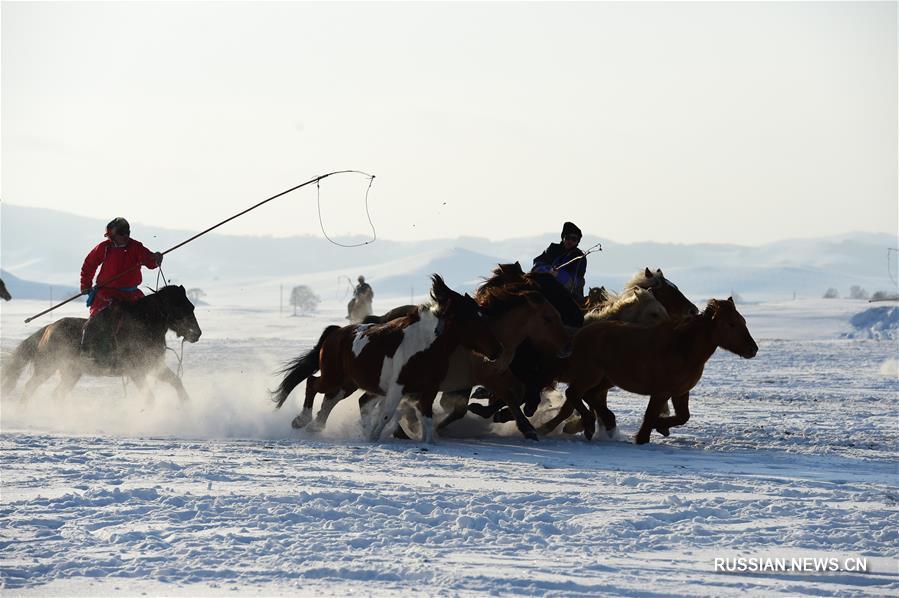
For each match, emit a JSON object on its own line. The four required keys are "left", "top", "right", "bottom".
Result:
{"left": 0, "top": 269, "right": 78, "bottom": 301}
{"left": 1, "top": 203, "right": 896, "bottom": 302}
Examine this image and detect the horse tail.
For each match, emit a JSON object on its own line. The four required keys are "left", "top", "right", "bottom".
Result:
{"left": 1, "top": 327, "right": 46, "bottom": 394}
{"left": 272, "top": 325, "right": 341, "bottom": 409}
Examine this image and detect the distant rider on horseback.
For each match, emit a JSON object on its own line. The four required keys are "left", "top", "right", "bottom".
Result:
{"left": 79, "top": 217, "right": 163, "bottom": 364}
{"left": 347, "top": 275, "right": 374, "bottom": 321}
{"left": 531, "top": 221, "right": 587, "bottom": 300}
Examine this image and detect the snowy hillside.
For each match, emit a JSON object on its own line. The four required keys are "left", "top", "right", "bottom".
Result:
{"left": 2, "top": 203, "right": 895, "bottom": 303}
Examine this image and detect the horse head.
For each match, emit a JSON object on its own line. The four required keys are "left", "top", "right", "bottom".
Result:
{"left": 431, "top": 274, "right": 502, "bottom": 362}
{"left": 519, "top": 292, "right": 571, "bottom": 357}
{"left": 0, "top": 279, "right": 10, "bottom": 301}
{"left": 155, "top": 285, "right": 202, "bottom": 343}
{"left": 707, "top": 297, "right": 757, "bottom": 358}
{"left": 629, "top": 267, "right": 698, "bottom": 317}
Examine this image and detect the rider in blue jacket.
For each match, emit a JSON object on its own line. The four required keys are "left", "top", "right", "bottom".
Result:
{"left": 531, "top": 221, "right": 587, "bottom": 300}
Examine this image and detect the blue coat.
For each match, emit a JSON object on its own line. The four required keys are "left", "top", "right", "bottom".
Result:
{"left": 531, "top": 243, "right": 587, "bottom": 298}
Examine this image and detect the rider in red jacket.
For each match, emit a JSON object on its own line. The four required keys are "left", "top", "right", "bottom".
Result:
{"left": 79, "top": 217, "right": 163, "bottom": 364}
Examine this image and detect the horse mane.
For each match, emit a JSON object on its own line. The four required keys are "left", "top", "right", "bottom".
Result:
{"left": 476, "top": 285, "right": 543, "bottom": 318}
{"left": 624, "top": 268, "right": 665, "bottom": 291}
{"left": 584, "top": 288, "right": 640, "bottom": 323}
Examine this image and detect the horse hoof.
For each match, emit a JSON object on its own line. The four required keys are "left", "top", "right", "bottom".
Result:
{"left": 291, "top": 413, "right": 312, "bottom": 429}
{"left": 656, "top": 427, "right": 671, "bottom": 437}
{"left": 524, "top": 430, "right": 539, "bottom": 441}
{"left": 635, "top": 434, "right": 651, "bottom": 445}
{"left": 562, "top": 420, "right": 584, "bottom": 435}
{"left": 492, "top": 409, "right": 514, "bottom": 423}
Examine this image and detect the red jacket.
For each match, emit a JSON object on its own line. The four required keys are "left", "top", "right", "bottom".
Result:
{"left": 80, "top": 239, "right": 159, "bottom": 292}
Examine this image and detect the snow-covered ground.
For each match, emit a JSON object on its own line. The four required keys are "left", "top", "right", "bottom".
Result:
{"left": 1, "top": 295, "right": 897, "bottom": 596}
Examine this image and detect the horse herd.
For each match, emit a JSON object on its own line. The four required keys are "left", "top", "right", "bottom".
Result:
{"left": 1, "top": 265, "right": 759, "bottom": 445}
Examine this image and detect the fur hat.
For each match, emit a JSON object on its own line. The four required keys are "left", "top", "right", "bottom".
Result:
{"left": 105, "top": 217, "right": 130, "bottom": 237}
{"left": 561, "top": 221, "right": 582, "bottom": 239}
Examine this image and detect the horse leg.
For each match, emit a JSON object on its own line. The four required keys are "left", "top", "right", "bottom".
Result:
{"left": 130, "top": 373, "right": 156, "bottom": 407}
{"left": 291, "top": 375, "right": 319, "bottom": 430}
{"left": 304, "top": 384, "right": 353, "bottom": 432}
{"left": 436, "top": 388, "right": 471, "bottom": 432}
{"left": 415, "top": 391, "right": 439, "bottom": 444}
{"left": 53, "top": 366, "right": 82, "bottom": 400}
{"left": 563, "top": 385, "right": 614, "bottom": 435}
{"left": 655, "top": 393, "right": 690, "bottom": 437}
{"left": 20, "top": 366, "right": 55, "bottom": 403}
{"left": 564, "top": 385, "right": 597, "bottom": 440}
{"left": 522, "top": 384, "right": 542, "bottom": 417}
{"left": 155, "top": 366, "right": 190, "bottom": 403}
{"left": 635, "top": 394, "right": 670, "bottom": 445}
{"left": 368, "top": 385, "right": 405, "bottom": 442}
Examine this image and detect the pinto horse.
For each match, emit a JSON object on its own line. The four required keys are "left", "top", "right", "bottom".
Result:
{"left": 272, "top": 275, "right": 502, "bottom": 441}
{"left": 547, "top": 297, "right": 758, "bottom": 443}
{"left": 1, "top": 285, "right": 202, "bottom": 402}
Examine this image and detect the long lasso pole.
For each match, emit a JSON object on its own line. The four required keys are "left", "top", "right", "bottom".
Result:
{"left": 24, "top": 170, "right": 374, "bottom": 323}
{"left": 554, "top": 242, "right": 603, "bottom": 271}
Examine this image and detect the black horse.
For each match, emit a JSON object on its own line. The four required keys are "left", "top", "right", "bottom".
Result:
{"left": 2, "top": 285, "right": 201, "bottom": 402}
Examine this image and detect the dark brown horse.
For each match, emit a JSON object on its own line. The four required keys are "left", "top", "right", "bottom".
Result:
{"left": 393, "top": 284, "right": 571, "bottom": 441}
{"left": 2, "top": 285, "right": 202, "bottom": 402}
{"left": 272, "top": 275, "right": 502, "bottom": 441}
{"left": 544, "top": 297, "right": 758, "bottom": 443}
{"left": 464, "top": 262, "right": 584, "bottom": 420}
{"left": 0, "top": 278, "right": 10, "bottom": 301}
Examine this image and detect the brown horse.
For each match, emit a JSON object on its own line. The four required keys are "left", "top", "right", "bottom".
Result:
{"left": 583, "top": 286, "right": 611, "bottom": 312}
{"left": 1, "top": 285, "right": 202, "bottom": 403}
{"left": 272, "top": 275, "right": 502, "bottom": 441}
{"left": 396, "top": 284, "right": 571, "bottom": 441}
{"left": 545, "top": 297, "right": 758, "bottom": 443}
{"left": 0, "top": 279, "right": 10, "bottom": 301}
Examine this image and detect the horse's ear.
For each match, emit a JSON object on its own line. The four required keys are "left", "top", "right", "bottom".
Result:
{"left": 656, "top": 268, "right": 664, "bottom": 277}
{"left": 514, "top": 261, "right": 521, "bottom": 270}
{"left": 727, "top": 296, "right": 735, "bottom": 304}
{"left": 644, "top": 267, "right": 653, "bottom": 278}
{"left": 431, "top": 274, "right": 451, "bottom": 304}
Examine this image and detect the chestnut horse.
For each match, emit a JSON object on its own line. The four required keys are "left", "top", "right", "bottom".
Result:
{"left": 544, "top": 298, "right": 758, "bottom": 443}
{"left": 1, "top": 286, "right": 201, "bottom": 403}
{"left": 272, "top": 275, "right": 502, "bottom": 441}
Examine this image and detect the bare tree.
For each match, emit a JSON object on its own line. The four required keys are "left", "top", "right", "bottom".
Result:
{"left": 290, "top": 285, "right": 320, "bottom": 316}
{"left": 848, "top": 285, "right": 869, "bottom": 300}
{"left": 823, "top": 288, "right": 839, "bottom": 299}
{"left": 187, "top": 288, "right": 206, "bottom": 304}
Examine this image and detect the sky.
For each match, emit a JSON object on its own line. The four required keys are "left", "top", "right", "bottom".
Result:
{"left": 2, "top": 1, "right": 896, "bottom": 245}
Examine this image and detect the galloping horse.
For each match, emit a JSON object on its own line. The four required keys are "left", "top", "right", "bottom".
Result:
{"left": 464, "top": 262, "right": 584, "bottom": 420}
{"left": 393, "top": 283, "right": 571, "bottom": 441}
{"left": 347, "top": 288, "right": 374, "bottom": 323}
{"left": 625, "top": 268, "right": 698, "bottom": 318}
{"left": 583, "top": 286, "right": 669, "bottom": 326}
{"left": 272, "top": 275, "right": 502, "bottom": 441}
{"left": 584, "top": 286, "right": 611, "bottom": 312}
{"left": 548, "top": 297, "right": 758, "bottom": 443}
{"left": 1, "top": 285, "right": 202, "bottom": 402}
{"left": 0, "top": 279, "right": 10, "bottom": 301}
